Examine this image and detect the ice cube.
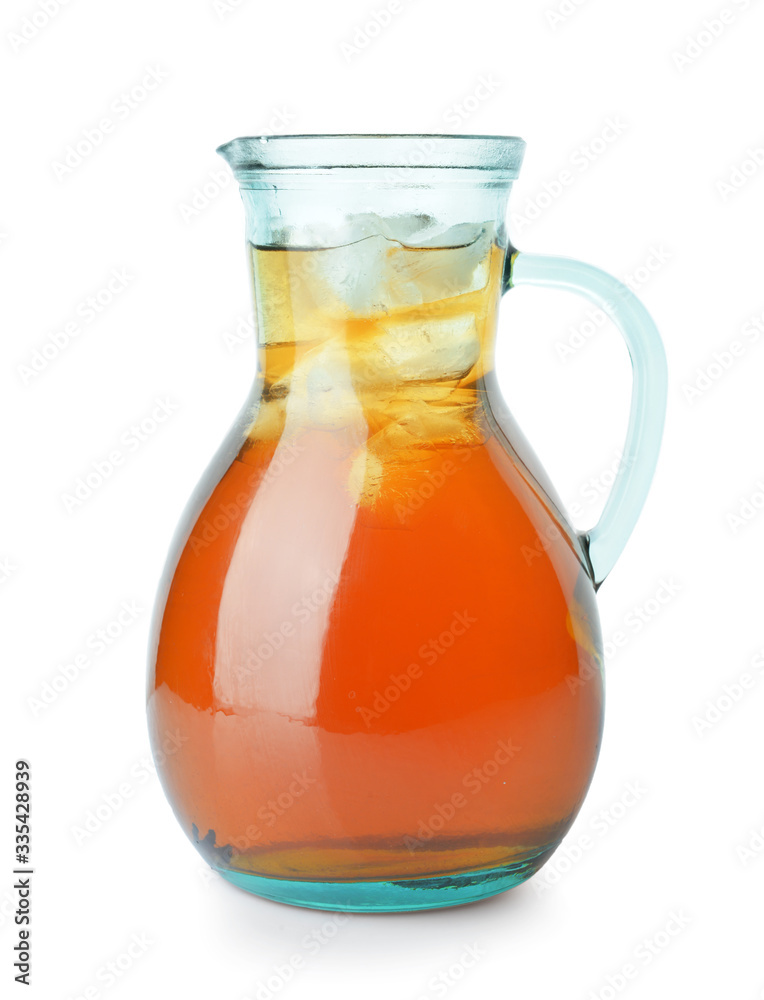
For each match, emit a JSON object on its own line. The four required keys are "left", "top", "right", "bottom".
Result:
{"left": 371, "top": 313, "right": 481, "bottom": 383}
{"left": 285, "top": 220, "right": 495, "bottom": 317}
{"left": 368, "top": 395, "right": 481, "bottom": 455}
{"left": 347, "top": 446, "right": 384, "bottom": 505}
{"left": 278, "top": 341, "right": 365, "bottom": 431}
{"left": 378, "top": 229, "right": 493, "bottom": 309}
{"left": 336, "top": 214, "right": 488, "bottom": 252}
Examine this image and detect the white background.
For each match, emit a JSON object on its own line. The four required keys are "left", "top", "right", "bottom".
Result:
{"left": 4, "top": 0, "right": 763, "bottom": 997}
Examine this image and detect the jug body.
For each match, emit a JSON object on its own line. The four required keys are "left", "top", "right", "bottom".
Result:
{"left": 148, "top": 136, "right": 664, "bottom": 912}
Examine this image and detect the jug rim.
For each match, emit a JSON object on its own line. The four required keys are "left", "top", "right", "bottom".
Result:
{"left": 216, "top": 134, "right": 526, "bottom": 177}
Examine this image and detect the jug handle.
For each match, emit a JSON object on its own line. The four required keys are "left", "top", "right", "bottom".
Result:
{"left": 505, "top": 251, "right": 667, "bottom": 589}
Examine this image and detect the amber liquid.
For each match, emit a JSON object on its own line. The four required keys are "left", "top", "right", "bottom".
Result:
{"left": 148, "top": 232, "right": 603, "bottom": 884}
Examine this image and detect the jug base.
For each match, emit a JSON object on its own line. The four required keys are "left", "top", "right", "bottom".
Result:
{"left": 215, "top": 849, "right": 553, "bottom": 913}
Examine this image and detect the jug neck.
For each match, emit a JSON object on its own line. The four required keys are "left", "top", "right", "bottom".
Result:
{"left": 217, "top": 136, "right": 527, "bottom": 450}
{"left": 242, "top": 232, "right": 507, "bottom": 453}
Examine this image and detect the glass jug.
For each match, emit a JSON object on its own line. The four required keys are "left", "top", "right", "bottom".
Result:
{"left": 147, "top": 135, "right": 667, "bottom": 912}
